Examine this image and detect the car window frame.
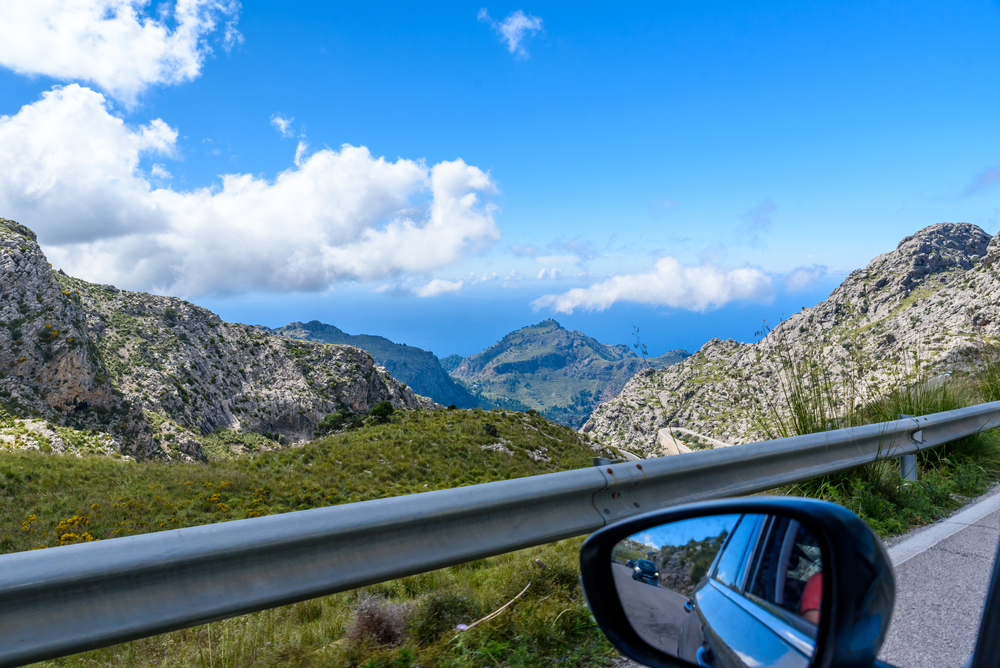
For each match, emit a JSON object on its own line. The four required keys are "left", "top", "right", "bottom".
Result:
{"left": 710, "top": 514, "right": 764, "bottom": 589}
{"left": 740, "top": 516, "right": 820, "bottom": 640}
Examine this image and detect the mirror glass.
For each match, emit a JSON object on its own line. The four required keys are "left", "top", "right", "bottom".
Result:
{"left": 611, "top": 513, "right": 823, "bottom": 667}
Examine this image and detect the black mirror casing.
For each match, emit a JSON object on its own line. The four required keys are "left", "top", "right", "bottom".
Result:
{"left": 580, "top": 497, "right": 896, "bottom": 668}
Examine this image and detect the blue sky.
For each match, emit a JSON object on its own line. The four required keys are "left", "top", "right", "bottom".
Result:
{"left": 1, "top": 1, "right": 999, "bottom": 357}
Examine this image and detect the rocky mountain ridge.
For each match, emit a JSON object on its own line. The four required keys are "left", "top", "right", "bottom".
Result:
{"left": 0, "top": 219, "right": 430, "bottom": 460}
{"left": 271, "top": 320, "right": 479, "bottom": 408}
{"left": 583, "top": 223, "right": 1000, "bottom": 454}
{"left": 450, "top": 319, "right": 689, "bottom": 428}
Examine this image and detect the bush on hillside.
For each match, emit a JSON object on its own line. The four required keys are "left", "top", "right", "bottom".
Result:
{"left": 368, "top": 401, "right": 394, "bottom": 423}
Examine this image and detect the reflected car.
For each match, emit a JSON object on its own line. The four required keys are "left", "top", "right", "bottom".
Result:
{"left": 631, "top": 559, "right": 659, "bottom": 585}
{"left": 677, "top": 514, "right": 821, "bottom": 668}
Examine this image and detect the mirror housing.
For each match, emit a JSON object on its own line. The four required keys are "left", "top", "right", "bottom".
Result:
{"left": 580, "top": 497, "right": 895, "bottom": 668}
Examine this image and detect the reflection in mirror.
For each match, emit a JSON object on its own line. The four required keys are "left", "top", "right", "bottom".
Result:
{"left": 611, "top": 513, "right": 823, "bottom": 668}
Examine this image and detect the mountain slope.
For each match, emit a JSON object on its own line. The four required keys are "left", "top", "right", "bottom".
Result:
{"left": 450, "top": 319, "right": 689, "bottom": 428}
{"left": 583, "top": 222, "right": 1000, "bottom": 453}
{"left": 0, "top": 219, "right": 428, "bottom": 460}
{"left": 272, "top": 320, "right": 478, "bottom": 408}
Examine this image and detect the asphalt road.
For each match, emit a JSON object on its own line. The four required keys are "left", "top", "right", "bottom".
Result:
{"left": 878, "top": 489, "right": 1000, "bottom": 668}
{"left": 611, "top": 562, "right": 691, "bottom": 656}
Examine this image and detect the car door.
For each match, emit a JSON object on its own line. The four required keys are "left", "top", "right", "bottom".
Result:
{"left": 693, "top": 514, "right": 815, "bottom": 668}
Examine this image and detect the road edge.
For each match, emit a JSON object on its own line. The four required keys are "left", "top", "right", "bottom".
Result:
{"left": 888, "top": 485, "right": 1000, "bottom": 566}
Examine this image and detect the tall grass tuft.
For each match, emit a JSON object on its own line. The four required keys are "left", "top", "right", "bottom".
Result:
{"left": 741, "top": 321, "right": 1000, "bottom": 536}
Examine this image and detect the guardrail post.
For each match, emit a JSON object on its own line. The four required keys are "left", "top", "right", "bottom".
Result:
{"left": 898, "top": 414, "right": 919, "bottom": 482}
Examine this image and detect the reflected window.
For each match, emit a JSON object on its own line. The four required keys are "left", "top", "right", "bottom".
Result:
{"left": 746, "top": 517, "right": 823, "bottom": 626}
{"left": 712, "top": 514, "right": 760, "bottom": 588}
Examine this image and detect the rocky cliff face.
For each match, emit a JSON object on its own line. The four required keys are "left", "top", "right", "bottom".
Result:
{"left": 272, "top": 320, "right": 479, "bottom": 408}
{"left": 0, "top": 219, "right": 430, "bottom": 460}
{"left": 583, "top": 223, "right": 1000, "bottom": 454}
{"left": 451, "top": 319, "right": 689, "bottom": 428}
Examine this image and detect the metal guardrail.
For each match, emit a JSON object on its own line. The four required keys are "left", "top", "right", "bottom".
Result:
{"left": 2, "top": 401, "right": 1000, "bottom": 666}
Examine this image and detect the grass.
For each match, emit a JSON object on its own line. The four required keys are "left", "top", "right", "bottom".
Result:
{"left": 748, "top": 324, "right": 1000, "bottom": 536}
{"left": 33, "top": 537, "right": 612, "bottom": 668}
{"left": 3, "top": 408, "right": 619, "bottom": 667}
{"left": 1, "top": 408, "right": 604, "bottom": 553}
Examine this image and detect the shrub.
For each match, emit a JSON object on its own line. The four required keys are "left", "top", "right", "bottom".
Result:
{"left": 483, "top": 422, "right": 499, "bottom": 438}
{"left": 368, "top": 401, "right": 394, "bottom": 423}
{"left": 347, "top": 594, "right": 411, "bottom": 646}
{"left": 407, "top": 590, "right": 477, "bottom": 644}
{"left": 316, "top": 411, "right": 345, "bottom": 434}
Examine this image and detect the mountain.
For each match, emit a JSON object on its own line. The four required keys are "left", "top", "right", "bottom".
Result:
{"left": 271, "top": 321, "right": 478, "bottom": 408}
{"left": 0, "top": 219, "right": 429, "bottom": 461}
{"left": 449, "top": 319, "right": 690, "bottom": 428}
{"left": 440, "top": 354, "right": 465, "bottom": 373}
{"left": 583, "top": 222, "right": 1000, "bottom": 454}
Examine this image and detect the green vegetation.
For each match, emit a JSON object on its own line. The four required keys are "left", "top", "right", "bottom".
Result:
{"left": 1, "top": 409, "right": 601, "bottom": 554}
{"left": 744, "top": 324, "right": 1000, "bottom": 536}
{"left": 2, "top": 409, "right": 619, "bottom": 667}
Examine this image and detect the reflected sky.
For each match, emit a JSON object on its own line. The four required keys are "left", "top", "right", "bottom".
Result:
{"left": 629, "top": 515, "right": 742, "bottom": 551}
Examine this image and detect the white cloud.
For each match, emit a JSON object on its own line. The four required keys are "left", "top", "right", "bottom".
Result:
{"left": 478, "top": 8, "right": 543, "bottom": 57}
{"left": 150, "top": 163, "right": 172, "bottom": 180}
{"left": 785, "top": 265, "right": 827, "bottom": 292}
{"left": 532, "top": 257, "right": 774, "bottom": 314}
{"left": 0, "top": 85, "right": 501, "bottom": 296}
{"left": 415, "top": 278, "right": 463, "bottom": 297}
{"left": 536, "top": 268, "right": 561, "bottom": 280}
{"left": 294, "top": 140, "right": 308, "bottom": 167}
{"left": 0, "top": 0, "right": 241, "bottom": 105}
{"left": 270, "top": 113, "right": 294, "bottom": 138}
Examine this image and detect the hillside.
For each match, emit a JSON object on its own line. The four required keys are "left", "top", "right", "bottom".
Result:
{"left": 0, "top": 219, "right": 428, "bottom": 460}
{"left": 450, "top": 319, "right": 689, "bottom": 428}
{"left": 583, "top": 222, "right": 1000, "bottom": 454}
{"left": 272, "top": 320, "right": 478, "bottom": 408}
{"left": 0, "top": 407, "right": 614, "bottom": 667}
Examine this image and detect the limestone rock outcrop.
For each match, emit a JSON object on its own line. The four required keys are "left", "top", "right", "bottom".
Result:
{"left": 582, "top": 223, "right": 1000, "bottom": 454}
{"left": 0, "top": 219, "right": 432, "bottom": 459}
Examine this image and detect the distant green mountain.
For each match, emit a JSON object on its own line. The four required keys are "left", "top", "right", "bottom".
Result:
{"left": 449, "top": 319, "right": 689, "bottom": 428}
{"left": 439, "top": 354, "right": 465, "bottom": 373}
{"left": 273, "top": 321, "right": 479, "bottom": 408}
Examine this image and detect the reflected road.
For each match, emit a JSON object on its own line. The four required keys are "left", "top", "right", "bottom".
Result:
{"left": 611, "top": 562, "right": 691, "bottom": 655}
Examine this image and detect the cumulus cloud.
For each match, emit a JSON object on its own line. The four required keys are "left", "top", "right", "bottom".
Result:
{"left": 785, "top": 265, "right": 827, "bottom": 292}
{"left": 531, "top": 257, "right": 773, "bottom": 314}
{"left": 0, "top": 0, "right": 241, "bottom": 104}
{"left": 536, "top": 268, "right": 561, "bottom": 280}
{"left": 964, "top": 167, "right": 1000, "bottom": 196}
{"left": 0, "top": 85, "right": 500, "bottom": 296}
{"left": 478, "top": 8, "right": 543, "bottom": 57}
{"left": 415, "top": 278, "right": 463, "bottom": 297}
{"left": 270, "top": 113, "right": 294, "bottom": 138}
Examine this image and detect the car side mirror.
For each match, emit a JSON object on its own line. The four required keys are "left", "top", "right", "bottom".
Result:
{"left": 580, "top": 497, "right": 896, "bottom": 668}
